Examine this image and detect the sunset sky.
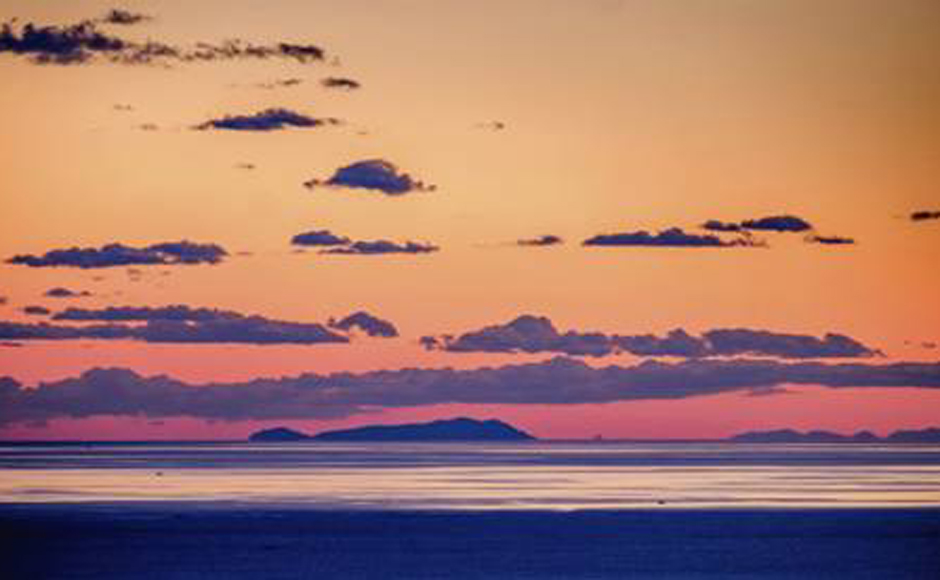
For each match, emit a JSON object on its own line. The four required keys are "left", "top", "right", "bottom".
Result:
{"left": 1, "top": 0, "right": 939, "bottom": 440}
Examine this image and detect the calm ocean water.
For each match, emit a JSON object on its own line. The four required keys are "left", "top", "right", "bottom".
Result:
{"left": 2, "top": 441, "right": 939, "bottom": 509}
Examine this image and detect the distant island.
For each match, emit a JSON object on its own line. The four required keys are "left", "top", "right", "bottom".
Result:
{"left": 730, "top": 427, "right": 940, "bottom": 443}
{"left": 249, "top": 417, "right": 536, "bottom": 442}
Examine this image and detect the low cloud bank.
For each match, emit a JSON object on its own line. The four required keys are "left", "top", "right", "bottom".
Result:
{"left": 1, "top": 356, "right": 938, "bottom": 425}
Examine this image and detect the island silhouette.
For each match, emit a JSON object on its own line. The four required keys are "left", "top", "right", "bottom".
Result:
{"left": 249, "top": 417, "right": 536, "bottom": 442}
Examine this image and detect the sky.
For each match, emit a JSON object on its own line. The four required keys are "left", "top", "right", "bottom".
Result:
{"left": 0, "top": 0, "right": 938, "bottom": 440}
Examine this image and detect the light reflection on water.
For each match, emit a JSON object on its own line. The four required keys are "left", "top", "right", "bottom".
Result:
{"left": 1, "top": 442, "right": 939, "bottom": 510}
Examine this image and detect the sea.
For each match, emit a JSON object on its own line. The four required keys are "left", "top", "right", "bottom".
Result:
{"left": 1, "top": 441, "right": 939, "bottom": 578}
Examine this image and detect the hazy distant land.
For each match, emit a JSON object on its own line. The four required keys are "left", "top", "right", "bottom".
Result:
{"left": 730, "top": 426, "right": 940, "bottom": 443}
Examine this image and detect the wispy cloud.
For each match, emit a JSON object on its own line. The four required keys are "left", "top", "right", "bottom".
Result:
{"left": 806, "top": 234, "right": 855, "bottom": 245}
{"left": 321, "top": 77, "right": 361, "bottom": 90}
{"left": 321, "top": 240, "right": 439, "bottom": 255}
{"left": 99, "top": 9, "right": 151, "bottom": 26}
{"left": 8, "top": 241, "right": 227, "bottom": 269}
{"left": 584, "top": 228, "right": 759, "bottom": 248}
{"left": 45, "top": 288, "right": 91, "bottom": 299}
{"left": 0, "top": 18, "right": 326, "bottom": 66}
{"left": 911, "top": 210, "right": 940, "bottom": 222}
{"left": 517, "top": 235, "right": 563, "bottom": 247}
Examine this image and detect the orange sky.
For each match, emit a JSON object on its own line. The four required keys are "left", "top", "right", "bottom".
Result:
{"left": 1, "top": 0, "right": 938, "bottom": 439}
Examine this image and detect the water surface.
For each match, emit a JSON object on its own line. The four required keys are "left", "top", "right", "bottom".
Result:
{"left": 2, "top": 441, "right": 939, "bottom": 509}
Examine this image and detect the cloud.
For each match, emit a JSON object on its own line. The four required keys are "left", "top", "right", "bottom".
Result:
{"left": 701, "top": 220, "right": 742, "bottom": 232}
{"left": 321, "top": 240, "right": 439, "bottom": 255}
{"left": 2, "top": 356, "right": 938, "bottom": 425}
{"left": 304, "top": 160, "right": 436, "bottom": 195}
{"left": 0, "top": 296, "right": 7, "bottom": 305}
{"left": 329, "top": 312, "right": 399, "bottom": 338}
{"left": 476, "top": 121, "right": 506, "bottom": 131}
{"left": 8, "top": 241, "right": 227, "bottom": 268}
{"left": 256, "top": 78, "right": 303, "bottom": 89}
{"left": 517, "top": 235, "right": 563, "bottom": 247}
{"left": 423, "top": 316, "right": 879, "bottom": 359}
{"left": 100, "top": 9, "right": 151, "bottom": 26}
{"left": 911, "top": 210, "right": 940, "bottom": 222}
{"left": 2, "top": 304, "right": 399, "bottom": 346}
{"left": 22, "top": 306, "right": 50, "bottom": 316}
{"left": 321, "top": 77, "right": 361, "bottom": 90}
{"left": 701, "top": 328, "right": 876, "bottom": 359}
{"left": 0, "top": 18, "right": 325, "bottom": 66}
{"left": 52, "top": 305, "right": 239, "bottom": 322}
{"left": 583, "top": 228, "right": 758, "bottom": 248}
{"left": 741, "top": 215, "right": 813, "bottom": 232}
{"left": 0, "top": 19, "right": 125, "bottom": 64}
{"left": 806, "top": 234, "right": 855, "bottom": 245}
{"left": 290, "top": 230, "right": 351, "bottom": 247}
{"left": 194, "top": 108, "right": 340, "bottom": 132}
{"left": 702, "top": 215, "right": 814, "bottom": 233}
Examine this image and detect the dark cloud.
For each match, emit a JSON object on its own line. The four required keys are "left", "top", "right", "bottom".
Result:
{"left": 304, "top": 160, "right": 436, "bottom": 195}
{"left": 195, "top": 108, "right": 339, "bottom": 131}
{"left": 427, "top": 315, "right": 614, "bottom": 357}
{"left": 702, "top": 215, "right": 813, "bottom": 233}
{"left": 321, "top": 240, "right": 439, "bottom": 255}
{"left": 0, "top": 20, "right": 125, "bottom": 64}
{"left": 8, "top": 241, "right": 227, "bottom": 268}
{"left": 806, "top": 234, "right": 855, "bottom": 245}
{"left": 22, "top": 306, "right": 51, "bottom": 316}
{"left": 329, "top": 312, "right": 399, "bottom": 338}
{"left": 702, "top": 329, "right": 876, "bottom": 359}
{"left": 1, "top": 312, "right": 344, "bottom": 346}
{"left": 53, "top": 305, "right": 239, "bottom": 322}
{"left": 3, "top": 304, "right": 400, "bottom": 346}
{"left": 0, "top": 18, "right": 325, "bottom": 66}
{"left": 583, "top": 228, "right": 758, "bottom": 248}
{"left": 741, "top": 215, "right": 813, "bottom": 232}
{"left": 321, "top": 77, "right": 361, "bottom": 90}
{"left": 423, "top": 316, "right": 879, "bottom": 359}
{"left": 701, "top": 220, "right": 742, "bottom": 232}
{"left": 2, "top": 357, "right": 938, "bottom": 425}
{"left": 0, "top": 320, "right": 134, "bottom": 341}
{"left": 0, "top": 296, "right": 7, "bottom": 305}
{"left": 910, "top": 210, "right": 940, "bottom": 222}
{"left": 614, "top": 329, "right": 710, "bottom": 357}
{"left": 290, "top": 230, "right": 351, "bottom": 247}
{"left": 133, "top": 318, "right": 348, "bottom": 345}
{"left": 517, "top": 235, "right": 563, "bottom": 247}
{"left": 100, "top": 9, "right": 151, "bottom": 26}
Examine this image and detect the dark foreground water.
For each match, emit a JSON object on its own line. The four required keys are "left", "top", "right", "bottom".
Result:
{"left": 2, "top": 505, "right": 939, "bottom": 579}
{"left": 1, "top": 442, "right": 939, "bottom": 578}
